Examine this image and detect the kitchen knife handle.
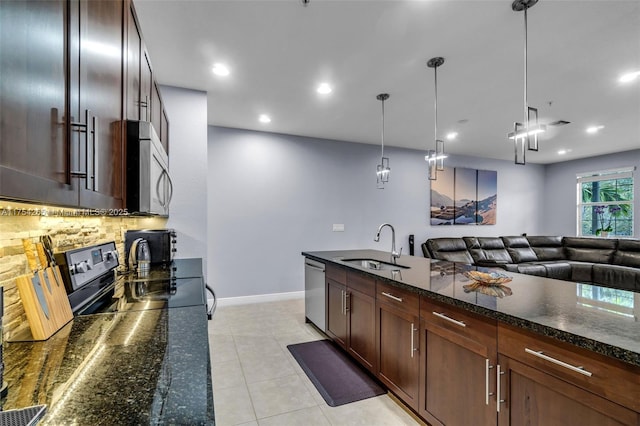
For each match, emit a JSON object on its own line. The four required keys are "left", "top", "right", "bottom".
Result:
{"left": 22, "top": 239, "right": 39, "bottom": 272}
{"left": 36, "top": 243, "right": 49, "bottom": 268}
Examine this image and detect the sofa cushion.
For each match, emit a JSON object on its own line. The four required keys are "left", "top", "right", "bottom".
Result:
{"left": 592, "top": 264, "right": 640, "bottom": 291}
{"left": 567, "top": 261, "right": 594, "bottom": 283}
{"left": 613, "top": 239, "right": 640, "bottom": 268}
{"left": 516, "top": 264, "right": 547, "bottom": 276}
{"left": 527, "top": 236, "right": 565, "bottom": 261}
{"left": 463, "top": 237, "right": 514, "bottom": 263}
{"left": 426, "top": 238, "right": 474, "bottom": 264}
{"left": 563, "top": 237, "right": 617, "bottom": 264}
{"left": 540, "top": 262, "right": 572, "bottom": 280}
{"left": 502, "top": 236, "right": 538, "bottom": 263}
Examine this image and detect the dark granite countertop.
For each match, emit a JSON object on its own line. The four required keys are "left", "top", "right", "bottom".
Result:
{"left": 303, "top": 249, "right": 640, "bottom": 368}
{"left": 1, "top": 259, "right": 214, "bottom": 425}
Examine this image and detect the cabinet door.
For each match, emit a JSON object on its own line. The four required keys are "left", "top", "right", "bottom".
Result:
{"left": 125, "top": 1, "right": 141, "bottom": 121}
{"left": 69, "top": 0, "right": 124, "bottom": 208}
{"left": 377, "top": 302, "right": 420, "bottom": 409}
{"left": 421, "top": 326, "right": 497, "bottom": 426}
{"left": 140, "top": 48, "right": 152, "bottom": 121}
{"left": 497, "top": 355, "right": 638, "bottom": 426}
{"left": 161, "top": 108, "right": 170, "bottom": 154}
{"left": 326, "top": 280, "right": 347, "bottom": 348}
{"left": 0, "top": 0, "right": 77, "bottom": 206}
{"left": 151, "top": 81, "right": 163, "bottom": 148}
{"left": 347, "top": 289, "right": 376, "bottom": 373}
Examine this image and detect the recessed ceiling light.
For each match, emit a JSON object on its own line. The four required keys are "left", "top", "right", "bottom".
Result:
{"left": 558, "top": 149, "right": 572, "bottom": 155}
{"left": 586, "top": 125, "right": 604, "bottom": 134}
{"left": 446, "top": 132, "right": 458, "bottom": 141}
{"left": 619, "top": 71, "right": 640, "bottom": 83}
{"left": 258, "top": 114, "right": 271, "bottom": 123}
{"left": 212, "top": 63, "right": 230, "bottom": 77}
{"left": 317, "top": 83, "right": 332, "bottom": 94}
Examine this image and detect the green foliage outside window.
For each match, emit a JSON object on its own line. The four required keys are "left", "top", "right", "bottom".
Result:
{"left": 578, "top": 175, "right": 633, "bottom": 237}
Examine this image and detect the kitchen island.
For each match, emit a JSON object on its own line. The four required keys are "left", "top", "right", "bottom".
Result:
{"left": 0, "top": 259, "right": 214, "bottom": 425}
{"left": 303, "top": 249, "right": 640, "bottom": 425}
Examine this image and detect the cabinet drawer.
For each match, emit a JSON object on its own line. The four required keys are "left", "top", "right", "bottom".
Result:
{"left": 421, "top": 296, "right": 496, "bottom": 356}
{"left": 347, "top": 271, "right": 375, "bottom": 297}
{"left": 498, "top": 323, "right": 640, "bottom": 412}
{"left": 376, "top": 281, "right": 419, "bottom": 314}
{"left": 326, "top": 263, "right": 347, "bottom": 284}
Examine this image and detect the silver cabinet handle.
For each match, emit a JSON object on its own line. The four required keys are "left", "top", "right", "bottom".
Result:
{"left": 341, "top": 290, "right": 344, "bottom": 315}
{"left": 432, "top": 312, "right": 466, "bottom": 327}
{"left": 92, "top": 114, "right": 98, "bottom": 191}
{"left": 485, "top": 359, "right": 494, "bottom": 405}
{"left": 496, "top": 364, "right": 505, "bottom": 412}
{"left": 304, "top": 263, "right": 325, "bottom": 272}
{"left": 525, "top": 348, "right": 593, "bottom": 377}
{"left": 345, "top": 292, "right": 350, "bottom": 313}
{"left": 410, "top": 323, "right": 418, "bottom": 358}
{"left": 381, "top": 292, "right": 403, "bottom": 302}
{"left": 85, "top": 109, "right": 93, "bottom": 190}
{"left": 70, "top": 114, "right": 88, "bottom": 179}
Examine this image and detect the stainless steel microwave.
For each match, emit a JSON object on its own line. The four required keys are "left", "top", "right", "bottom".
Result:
{"left": 125, "top": 120, "right": 172, "bottom": 215}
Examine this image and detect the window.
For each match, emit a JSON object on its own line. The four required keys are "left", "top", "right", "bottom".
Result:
{"left": 577, "top": 168, "right": 634, "bottom": 237}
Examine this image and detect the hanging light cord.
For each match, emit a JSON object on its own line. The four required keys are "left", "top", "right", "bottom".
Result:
{"left": 434, "top": 64, "right": 438, "bottom": 145}
{"left": 380, "top": 98, "right": 385, "bottom": 161}
{"left": 523, "top": 5, "right": 528, "bottom": 131}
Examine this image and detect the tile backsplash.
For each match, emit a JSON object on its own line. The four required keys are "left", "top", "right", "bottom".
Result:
{"left": 0, "top": 202, "right": 166, "bottom": 340}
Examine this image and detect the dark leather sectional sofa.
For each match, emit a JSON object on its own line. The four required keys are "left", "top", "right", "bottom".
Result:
{"left": 422, "top": 236, "right": 640, "bottom": 291}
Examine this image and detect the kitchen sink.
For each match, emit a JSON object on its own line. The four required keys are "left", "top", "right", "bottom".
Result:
{"left": 342, "top": 258, "right": 410, "bottom": 271}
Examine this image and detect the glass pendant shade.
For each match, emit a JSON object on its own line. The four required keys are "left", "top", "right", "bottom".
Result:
{"left": 376, "top": 93, "right": 390, "bottom": 189}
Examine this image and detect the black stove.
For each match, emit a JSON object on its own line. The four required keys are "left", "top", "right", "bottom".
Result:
{"left": 56, "top": 243, "right": 205, "bottom": 316}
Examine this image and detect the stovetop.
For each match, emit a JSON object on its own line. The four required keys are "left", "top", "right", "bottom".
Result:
{"left": 76, "top": 259, "right": 206, "bottom": 316}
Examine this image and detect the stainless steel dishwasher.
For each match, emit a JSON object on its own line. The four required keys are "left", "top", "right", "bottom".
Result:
{"left": 304, "top": 258, "right": 326, "bottom": 332}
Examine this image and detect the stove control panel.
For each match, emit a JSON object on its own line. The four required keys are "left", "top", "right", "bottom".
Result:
{"left": 55, "top": 242, "right": 120, "bottom": 292}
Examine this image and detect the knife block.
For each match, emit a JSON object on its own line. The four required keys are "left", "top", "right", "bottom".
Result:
{"left": 15, "top": 272, "right": 70, "bottom": 341}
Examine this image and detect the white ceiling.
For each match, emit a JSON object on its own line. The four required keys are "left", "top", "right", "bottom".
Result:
{"left": 134, "top": 0, "right": 640, "bottom": 164}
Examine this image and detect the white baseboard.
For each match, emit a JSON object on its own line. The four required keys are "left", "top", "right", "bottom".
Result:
{"left": 217, "top": 291, "right": 304, "bottom": 307}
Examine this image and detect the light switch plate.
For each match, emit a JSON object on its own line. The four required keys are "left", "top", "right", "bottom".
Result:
{"left": 332, "top": 224, "right": 345, "bottom": 232}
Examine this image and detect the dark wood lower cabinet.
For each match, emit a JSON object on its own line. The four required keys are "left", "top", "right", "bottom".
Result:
{"left": 316, "top": 264, "right": 640, "bottom": 426}
{"left": 326, "top": 279, "right": 347, "bottom": 348}
{"left": 347, "top": 288, "right": 376, "bottom": 373}
{"left": 377, "top": 301, "right": 420, "bottom": 410}
{"left": 419, "top": 296, "right": 498, "bottom": 426}
{"left": 497, "top": 355, "right": 639, "bottom": 426}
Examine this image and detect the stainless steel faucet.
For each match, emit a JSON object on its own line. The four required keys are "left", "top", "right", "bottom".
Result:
{"left": 374, "top": 223, "right": 402, "bottom": 263}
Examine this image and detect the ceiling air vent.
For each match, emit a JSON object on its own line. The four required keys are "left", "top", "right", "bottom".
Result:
{"left": 548, "top": 120, "right": 571, "bottom": 126}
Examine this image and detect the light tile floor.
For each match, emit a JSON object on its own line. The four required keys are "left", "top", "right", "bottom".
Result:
{"left": 208, "top": 298, "right": 423, "bottom": 426}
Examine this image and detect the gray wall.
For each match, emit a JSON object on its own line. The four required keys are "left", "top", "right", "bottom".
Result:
{"left": 208, "top": 126, "right": 546, "bottom": 298}
{"left": 543, "top": 149, "right": 640, "bottom": 237}
{"left": 160, "top": 86, "right": 209, "bottom": 279}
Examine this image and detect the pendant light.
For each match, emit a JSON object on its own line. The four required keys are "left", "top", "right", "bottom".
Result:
{"left": 508, "top": 0, "right": 546, "bottom": 165}
{"left": 426, "top": 57, "right": 446, "bottom": 181}
{"left": 376, "top": 93, "right": 390, "bottom": 189}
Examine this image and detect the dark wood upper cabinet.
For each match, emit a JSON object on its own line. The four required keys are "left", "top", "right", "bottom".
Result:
{"left": 125, "top": 1, "right": 142, "bottom": 121}
{"left": 0, "top": 0, "right": 77, "bottom": 205}
{"left": 1, "top": 0, "right": 168, "bottom": 209}
{"left": 68, "top": 0, "right": 124, "bottom": 209}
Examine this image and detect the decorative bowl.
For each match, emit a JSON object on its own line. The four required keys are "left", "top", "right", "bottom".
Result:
{"left": 463, "top": 270, "right": 513, "bottom": 285}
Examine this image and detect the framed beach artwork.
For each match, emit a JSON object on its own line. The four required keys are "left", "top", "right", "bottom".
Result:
{"left": 430, "top": 167, "right": 497, "bottom": 225}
